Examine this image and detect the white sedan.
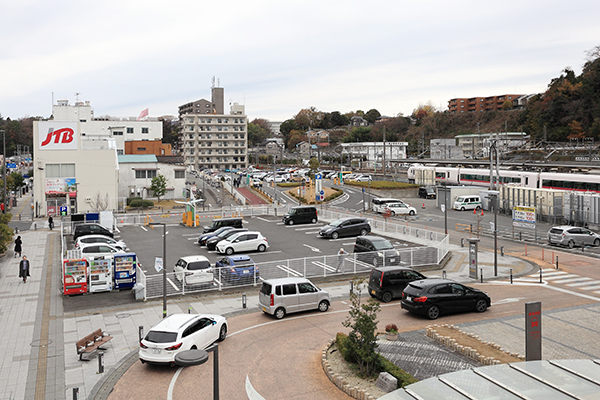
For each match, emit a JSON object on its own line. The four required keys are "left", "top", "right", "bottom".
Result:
{"left": 75, "top": 235, "right": 128, "bottom": 251}
{"left": 79, "top": 243, "right": 126, "bottom": 259}
{"left": 216, "top": 231, "right": 269, "bottom": 255}
{"left": 383, "top": 202, "right": 417, "bottom": 216}
{"left": 139, "top": 314, "right": 227, "bottom": 365}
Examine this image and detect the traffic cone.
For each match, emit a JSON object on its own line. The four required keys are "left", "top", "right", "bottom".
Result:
{"left": 481, "top": 209, "right": 484, "bottom": 216}
{"left": 422, "top": 203, "right": 425, "bottom": 209}
{"left": 473, "top": 208, "right": 476, "bottom": 214}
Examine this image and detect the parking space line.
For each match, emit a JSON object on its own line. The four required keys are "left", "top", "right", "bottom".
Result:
{"left": 294, "top": 226, "right": 324, "bottom": 231}
{"left": 353, "top": 259, "right": 375, "bottom": 269}
{"left": 303, "top": 244, "right": 321, "bottom": 252}
{"left": 276, "top": 265, "right": 302, "bottom": 277}
{"left": 312, "top": 261, "right": 336, "bottom": 272}
{"left": 140, "top": 226, "right": 147, "bottom": 231}
{"left": 304, "top": 231, "right": 321, "bottom": 235}
{"left": 552, "top": 277, "right": 592, "bottom": 284}
{"left": 167, "top": 278, "right": 180, "bottom": 291}
{"left": 568, "top": 280, "right": 600, "bottom": 287}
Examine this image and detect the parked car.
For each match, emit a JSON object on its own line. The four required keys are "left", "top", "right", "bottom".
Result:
{"left": 547, "top": 226, "right": 600, "bottom": 248}
{"left": 371, "top": 198, "right": 403, "bottom": 213}
{"left": 419, "top": 186, "right": 436, "bottom": 199}
{"left": 258, "top": 277, "right": 330, "bottom": 319}
{"left": 73, "top": 223, "right": 113, "bottom": 242}
{"left": 368, "top": 266, "right": 426, "bottom": 302}
{"left": 216, "top": 231, "right": 268, "bottom": 255}
{"left": 202, "top": 217, "right": 244, "bottom": 234}
{"left": 453, "top": 195, "right": 482, "bottom": 211}
{"left": 382, "top": 202, "right": 417, "bottom": 216}
{"left": 319, "top": 217, "right": 371, "bottom": 239}
{"left": 215, "top": 255, "right": 259, "bottom": 282}
{"left": 79, "top": 243, "right": 125, "bottom": 259}
{"left": 75, "top": 235, "right": 128, "bottom": 251}
{"left": 251, "top": 178, "right": 263, "bottom": 188}
{"left": 282, "top": 206, "right": 318, "bottom": 225}
{"left": 353, "top": 236, "right": 401, "bottom": 267}
{"left": 206, "top": 228, "right": 248, "bottom": 251}
{"left": 355, "top": 174, "right": 372, "bottom": 182}
{"left": 197, "top": 226, "right": 235, "bottom": 246}
{"left": 139, "top": 313, "right": 227, "bottom": 365}
{"left": 173, "top": 255, "right": 214, "bottom": 286}
{"left": 401, "top": 279, "right": 491, "bottom": 320}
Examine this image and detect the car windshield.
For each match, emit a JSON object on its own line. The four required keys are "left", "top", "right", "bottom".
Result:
{"left": 330, "top": 220, "right": 345, "bottom": 227}
{"left": 223, "top": 230, "right": 242, "bottom": 239}
{"left": 373, "top": 240, "right": 394, "bottom": 250}
{"left": 145, "top": 330, "right": 178, "bottom": 343}
{"left": 289, "top": 209, "right": 298, "bottom": 215}
{"left": 187, "top": 260, "right": 211, "bottom": 271}
{"left": 216, "top": 229, "right": 234, "bottom": 238}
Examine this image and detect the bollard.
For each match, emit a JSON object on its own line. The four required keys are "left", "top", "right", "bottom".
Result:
{"left": 501, "top": 246, "right": 504, "bottom": 257}
{"left": 15, "top": 227, "right": 19, "bottom": 234}
{"left": 519, "top": 231, "right": 522, "bottom": 241}
{"left": 442, "top": 270, "right": 447, "bottom": 279}
{"left": 98, "top": 351, "right": 104, "bottom": 374}
{"left": 556, "top": 255, "right": 559, "bottom": 270}
{"left": 138, "top": 326, "right": 144, "bottom": 343}
{"left": 461, "top": 238, "right": 465, "bottom": 247}
{"left": 73, "top": 387, "right": 79, "bottom": 400}
{"left": 510, "top": 268, "right": 513, "bottom": 284}
{"left": 582, "top": 243, "right": 585, "bottom": 252}
{"left": 480, "top": 269, "right": 483, "bottom": 283}
{"left": 539, "top": 268, "right": 542, "bottom": 283}
{"left": 34, "top": 222, "right": 37, "bottom": 230}
{"left": 349, "top": 281, "right": 353, "bottom": 295}
{"left": 242, "top": 294, "right": 247, "bottom": 309}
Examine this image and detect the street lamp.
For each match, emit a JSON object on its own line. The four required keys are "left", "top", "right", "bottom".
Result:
{"left": 149, "top": 222, "right": 167, "bottom": 318}
{"left": 1, "top": 129, "right": 5, "bottom": 214}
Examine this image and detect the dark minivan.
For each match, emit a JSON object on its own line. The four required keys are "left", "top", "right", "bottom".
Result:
{"left": 418, "top": 186, "right": 436, "bottom": 199}
{"left": 354, "top": 236, "right": 401, "bottom": 267}
{"left": 368, "top": 266, "right": 426, "bottom": 303}
{"left": 319, "top": 217, "right": 371, "bottom": 239}
{"left": 202, "top": 217, "right": 243, "bottom": 234}
{"left": 282, "top": 206, "right": 318, "bottom": 225}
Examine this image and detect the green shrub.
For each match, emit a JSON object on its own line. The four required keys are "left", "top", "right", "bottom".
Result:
{"left": 336, "top": 332, "right": 355, "bottom": 363}
{"left": 128, "top": 199, "right": 154, "bottom": 208}
{"left": 127, "top": 197, "right": 142, "bottom": 206}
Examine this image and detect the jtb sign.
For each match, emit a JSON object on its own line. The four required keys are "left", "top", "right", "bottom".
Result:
{"left": 38, "top": 122, "right": 78, "bottom": 150}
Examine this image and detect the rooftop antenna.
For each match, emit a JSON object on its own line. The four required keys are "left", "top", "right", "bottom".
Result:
{"left": 75, "top": 92, "right": 81, "bottom": 103}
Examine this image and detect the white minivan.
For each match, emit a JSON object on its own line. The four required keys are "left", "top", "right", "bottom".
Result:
{"left": 453, "top": 195, "right": 482, "bottom": 211}
{"left": 258, "top": 277, "right": 330, "bottom": 319}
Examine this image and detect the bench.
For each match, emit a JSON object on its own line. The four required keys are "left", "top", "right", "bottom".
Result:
{"left": 76, "top": 329, "right": 113, "bottom": 361}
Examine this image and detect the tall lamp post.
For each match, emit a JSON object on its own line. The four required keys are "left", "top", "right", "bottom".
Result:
{"left": 1, "top": 129, "right": 5, "bottom": 214}
{"left": 150, "top": 222, "right": 167, "bottom": 318}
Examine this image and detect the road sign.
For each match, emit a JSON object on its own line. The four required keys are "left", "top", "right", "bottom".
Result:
{"left": 320, "top": 195, "right": 324, "bottom": 201}
{"left": 320, "top": 190, "right": 324, "bottom": 195}
{"left": 441, "top": 204, "right": 446, "bottom": 213}
{"left": 315, "top": 174, "right": 322, "bottom": 180}
{"left": 60, "top": 206, "right": 67, "bottom": 216}
{"left": 154, "top": 257, "right": 163, "bottom": 273}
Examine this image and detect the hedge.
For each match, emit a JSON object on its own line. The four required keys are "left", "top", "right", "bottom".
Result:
{"left": 128, "top": 199, "right": 154, "bottom": 208}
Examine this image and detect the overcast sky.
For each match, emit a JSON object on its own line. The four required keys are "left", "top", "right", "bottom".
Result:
{"left": 1, "top": 0, "right": 599, "bottom": 123}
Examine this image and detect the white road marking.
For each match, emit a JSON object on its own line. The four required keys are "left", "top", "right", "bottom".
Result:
{"left": 493, "top": 297, "right": 525, "bottom": 305}
{"left": 167, "top": 278, "right": 180, "bottom": 291}
{"left": 167, "top": 367, "right": 185, "bottom": 400}
{"left": 255, "top": 217, "right": 272, "bottom": 222}
{"left": 303, "top": 244, "right": 321, "bottom": 252}
{"left": 543, "top": 274, "right": 580, "bottom": 281}
{"left": 551, "top": 277, "right": 592, "bottom": 284}
{"left": 356, "top": 200, "right": 364, "bottom": 205}
{"left": 312, "top": 260, "right": 336, "bottom": 272}
{"left": 295, "top": 226, "right": 324, "bottom": 231}
{"left": 304, "top": 231, "right": 322, "bottom": 235}
{"left": 182, "top": 233, "right": 198, "bottom": 237}
{"left": 578, "top": 285, "right": 600, "bottom": 291}
{"left": 568, "top": 280, "right": 600, "bottom": 287}
{"left": 140, "top": 226, "right": 148, "bottom": 231}
{"left": 246, "top": 375, "right": 266, "bottom": 400}
{"left": 276, "top": 265, "right": 302, "bottom": 277}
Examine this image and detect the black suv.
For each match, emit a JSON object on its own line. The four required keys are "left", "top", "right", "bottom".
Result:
{"left": 354, "top": 236, "right": 401, "bottom": 268}
{"left": 282, "top": 206, "right": 318, "bottom": 225}
{"left": 368, "top": 266, "right": 426, "bottom": 302}
{"left": 202, "top": 217, "right": 243, "bottom": 233}
{"left": 73, "top": 223, "right": 113, "bottom": 242}
{"left": 319, "top": 217, "right": 370, "bottom": 239}
{"left": 418, "top": 186, "right": 436, "bottom": 199}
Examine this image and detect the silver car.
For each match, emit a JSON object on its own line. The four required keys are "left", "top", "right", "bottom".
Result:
{"left": 547, "top": 226, "right": 600, "bottom": 248}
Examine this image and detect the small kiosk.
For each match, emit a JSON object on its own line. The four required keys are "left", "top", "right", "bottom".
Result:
{"left": 88, "top": 256, "right": 113, "bottom": 293}
{"left": 63, "top": 259, "right": 88, "bottom": 295}
{"left": 113, "top": 253, "right": 137, "bottom": 289}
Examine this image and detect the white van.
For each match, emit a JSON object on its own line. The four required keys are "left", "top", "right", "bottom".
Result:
{"left": 453, "top": 195, "right": 482, "bottom": 211}
{"left": 258, "top": 277, "right": 330, "bottom": 319}
{"left": 372, "top": 198, "right": 403, "bottom": 213}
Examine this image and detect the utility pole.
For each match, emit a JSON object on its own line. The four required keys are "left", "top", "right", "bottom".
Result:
{"left": 382, "top": 127, "right": 386, "bottom": 180}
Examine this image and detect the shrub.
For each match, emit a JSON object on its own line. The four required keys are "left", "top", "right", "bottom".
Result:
{"left": 378, "top": 355, "right": 419, "bottom": 388}
{"left": 128, "top": 199, "right": 154, "bottom": 208}
{"left": 336, "top": 332, "right": 355, "bottom": 363}
{"left": 127, "top": 197, "right": 142, "bottom": 206}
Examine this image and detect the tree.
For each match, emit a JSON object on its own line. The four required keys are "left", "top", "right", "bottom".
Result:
{"left": 248, "top": 121, "right": 270, "bottom": 146}
{"left": 90, "top": 192, "right": 109, "bottom": 212}
{"left": 294, "top": 107, "right": 323, "bottom": 130}
{"left": 330, "top": 111, "right": 350, "bottom": 127}
{"left": 363, "top": 109, "right": 381, "bottom": 124}
{"left": 160, "top": 117, "right": 180, "bottom": 148}
{"left": 150, "top": 174, "right": 167, "bottom": 202}
{"left": 342, "top": 277, "right": 381, "bottom": 376}
{"left": 279, "top": 119, "right": 299, "bottom": 137}
{"left": 8, "top": 172, "right": 24, "bottom": 194}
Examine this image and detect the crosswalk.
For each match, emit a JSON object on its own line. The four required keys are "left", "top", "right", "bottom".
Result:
{"left": 518, "top": 269, "right": 600, "bottom": 294}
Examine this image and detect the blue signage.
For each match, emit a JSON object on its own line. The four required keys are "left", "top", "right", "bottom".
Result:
{"left": 315, "top": 174, "right": 322, "bottom": 180}
{"left": 6, "top": 163, "right": 17, "bottom": 168}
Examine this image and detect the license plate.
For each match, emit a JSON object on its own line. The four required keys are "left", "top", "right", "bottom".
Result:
{"left": 242, "top": 269, "right": 250, "bottom": 275}
{"left": 262, "top": 306, "right": 266, "bottom": 312}
{"left": 406, "top": 296, "right": 412, "bottom": 302}
{"left": 390, "top": 258, "right": 395, "bottom": 263}
{"left": 371, "top": 289, "right": 375, "bottom": 295}
{"left": 152, "top": 348, "right": 161, "bottom": 354}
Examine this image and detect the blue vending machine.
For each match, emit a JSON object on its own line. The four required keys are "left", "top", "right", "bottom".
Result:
{"left": 113, "top": 253, "right": 137, "bottom": 290}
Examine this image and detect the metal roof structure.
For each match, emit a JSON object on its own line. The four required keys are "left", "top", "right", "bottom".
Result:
{"left": 380, "top": 359, "right": 600, "bottom": 399}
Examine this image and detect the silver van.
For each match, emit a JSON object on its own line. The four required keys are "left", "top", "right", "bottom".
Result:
{"left": 258, "top": 277, "right": 330, "bottom": 319}
{"left": 453, "top": 195, "right": 482, "bottom": 211}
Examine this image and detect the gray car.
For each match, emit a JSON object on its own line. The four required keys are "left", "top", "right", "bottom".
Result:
{"left": 547, "top": 225, "right": 600, "bottom": 248}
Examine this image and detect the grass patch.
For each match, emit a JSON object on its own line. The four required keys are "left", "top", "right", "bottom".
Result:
{"left": 344, "top": 181, "right": 419, "bottom": 190}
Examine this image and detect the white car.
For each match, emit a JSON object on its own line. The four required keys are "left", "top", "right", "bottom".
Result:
{"left": 75, "top": 235, "right": 128, "bottom": 251}
{"left": 173, "top": 255, "right": 214, "bottom": 286}
{"left": 251, "top": 178, "right": 263, "bottom": 188}
{"left": 78, "top": 243, "right": 125, "bottom": 259}
{"left": 139, "top": 313, "right": 227, "bottom": 366}
{"left": 355, "top": 175, "right": 372, "bottom": 182}
{"left": 382, "top": 202, "right": 417, "bottom": 216}
{"left": 216, "top": 231, "right": 269, "bottom": 255}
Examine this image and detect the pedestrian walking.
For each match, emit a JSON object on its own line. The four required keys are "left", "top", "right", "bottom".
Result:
{"left": 19, "top": 256, "right": 30, "bottom": 283}
{"left": 336, "top": 248, "right": 349, "bottom": 273}
{"left": 48, "top": 215, "right": 54, "bottom": 230}
{"left": 14, "top": 236, "right": 22, "bottom": 258}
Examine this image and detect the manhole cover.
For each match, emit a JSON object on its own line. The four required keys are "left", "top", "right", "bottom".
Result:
{"left": 30, "top": 339, "right": 52, "bottom": 347}
{"left": 116, "top": 313, "right": 131, "bottom": 319}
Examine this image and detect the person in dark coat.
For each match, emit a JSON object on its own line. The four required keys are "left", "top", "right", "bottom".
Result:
{"left": 14, "top": 236, "right": 22, "bottom": 258}
{"left": 19, "top": 256, "right": 30, "bottom": 283}
{"left": 48, "top": 215, "right": 54, "bottom": 230}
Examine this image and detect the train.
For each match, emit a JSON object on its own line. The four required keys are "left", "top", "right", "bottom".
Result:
{"left": 407, "top": 165, "right": 600, "bottom": 193}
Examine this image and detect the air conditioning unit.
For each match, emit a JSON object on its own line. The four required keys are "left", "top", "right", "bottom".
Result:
{"left": 85, "top": 197, "right": 92, "bottom": 203}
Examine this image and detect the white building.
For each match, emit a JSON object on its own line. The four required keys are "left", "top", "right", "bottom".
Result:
{"left": 117, "top": 155, "right": 187, "bottom": 201}
{"left": 340, "top": 142, "right": 408, "bottom": 167}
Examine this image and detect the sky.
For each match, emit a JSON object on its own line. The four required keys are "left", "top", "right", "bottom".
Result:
{"left": 1, "top": 0, "right": 599, "bottom": 123}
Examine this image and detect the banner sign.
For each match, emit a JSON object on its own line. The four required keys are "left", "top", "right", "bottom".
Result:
{"left": 38, "top": 122, "right": 78, "bottom": 150}
{"left": 45, "top": 178, "right": 77, "bottom": 195}
{"left": 513, "top": 205, "right": 535, "bottom": 229}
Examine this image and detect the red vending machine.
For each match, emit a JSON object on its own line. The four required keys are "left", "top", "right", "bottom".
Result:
{"left": 63, "top": 259, "right": 88, "bottom": 295}
{"left": 113, "top": 253, "right": 137, "bottom": 290}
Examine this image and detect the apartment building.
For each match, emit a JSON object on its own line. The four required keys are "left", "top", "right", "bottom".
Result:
{"left": 179, "top": 86, "right": 248, "bottom": 171}
{"left": 455, "top": 132, "right": 529, "bottom": 158}
{"left": 448, "top": 94, "right": 523, "bottom": 113}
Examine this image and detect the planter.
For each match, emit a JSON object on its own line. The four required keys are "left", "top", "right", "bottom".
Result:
{"left": 385, "top": 333, "right": 398, "bottom": 341}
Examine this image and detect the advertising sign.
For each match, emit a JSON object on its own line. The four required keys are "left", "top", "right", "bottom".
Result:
{"left": 45, "top": 178, "right": 77, "bottom": 195}
{"left": 525, "top": 301, "right": 542, "bottom": 360}
{"left": 513, "top": 206, "right": 536, "bottom": 229}
{"left": 38, "top": 122, "right": 78, "bottom": 150}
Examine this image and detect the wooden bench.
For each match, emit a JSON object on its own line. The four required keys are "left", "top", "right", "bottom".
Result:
{"left": 76, "top": 329, "right": 113, "bottom": 361}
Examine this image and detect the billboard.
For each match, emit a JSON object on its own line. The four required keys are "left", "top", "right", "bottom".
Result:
{"left": 45, "top": 178, "right": 77, "bottom": 196}
{"left": 38, "top": 122, "right": 78, "bottom": 150}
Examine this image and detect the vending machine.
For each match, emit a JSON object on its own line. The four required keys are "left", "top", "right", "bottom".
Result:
{"left": 88, "top": 256, "right": 113, "bottom": 293}
{"left": 113, "top": 253, "right": 137, "bottom": 290}
{"left": 63, "top": 259, "right": 88, "bottom": 295}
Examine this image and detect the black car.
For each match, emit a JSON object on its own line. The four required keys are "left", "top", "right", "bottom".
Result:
{"left": 368, "top": 266, "right": 426, "bottom": 303}
{"left": 197, "top": 226, "right": 235, "bottom": 246}
{"left": 418, "top": 186, "right": 436, "bottom": 199}
{"left": 354, "top": 236, "right": 401, "bottom": 268}
{"left": 73, "top": 223, "right": 114, "bottom": 242}
{"left": 206, "top": 228, "right": 248, "bottom": 251}
{"left": 319, "top": 217, "right": 371, "bottom": 239}
{"left": 282, "top": 206, "right": 318, "bottom": 225}
{"left": 401, "top": 279, "right": 491, "bottom": 320}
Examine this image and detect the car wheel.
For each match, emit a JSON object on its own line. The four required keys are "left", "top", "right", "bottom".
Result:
{"left": 460, "top": 207, "right": 465, "bottom": 211}
{"left": 475, "top": 299, "right": 488, "bottom": 313}
{"left": 318, "top": 300, "right": 329, "bottom": 312}
{"left": 594, "top": 239, "right": 600, "bottom": 247}
{"left": 288, "top": 220, "right": 294, "bottom": 226}
{"left": 140, "top": 359, "right": 145, "bottom": 364}
{"left": 331, "top": 231, "right": 339, "bottom": 239}
{"left": 360, "top": 229, "right": 368, "bottom": 236}
{"left": 568, "top": 240, "right": 575, "bottom": 249}
{"left": 382, "top": 292, "right": 393, "bottom": 303}
{"left": 311, "top": 218, "right": 317, "bottom": 224}
{"left": 226, "top": 247, "right": 234, "bottom": 255}
{"left": 191, "top": 345, "right": 197, "bottom": 350}
{"left": 427, "top": 305, "right": 440, "bottom": 320}
{"left": 409, "top": 210, "right": 415, "bottom": 216}
{"left": 274, "top": 307, "right": 286, "bottom": 319}
{"left": 218, "top": 324, "right": 227, "bottom": 341}
{"left": 390, "top": 211, "right": 396, "bottom": 217}
{"left": 258, "top": 244, "right": 266, "bottom": 252}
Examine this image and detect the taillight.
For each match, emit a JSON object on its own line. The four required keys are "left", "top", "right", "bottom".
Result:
{"left": 413, "top": 296, "right": 428, "bottom": 302}
{"left": 379, "top": 272, "right": 384, "bottom": 288}
{"left": 230, "top": 268, "right": 236, "bottom": 273}
{"left": 139, "top": 342, "right": 148, "bottom": 349}
{"left": 165, "top": 343, "right": 183, "bottom": 351}
{"left": 270, "top": 294, "right": 274, "bottom": 306}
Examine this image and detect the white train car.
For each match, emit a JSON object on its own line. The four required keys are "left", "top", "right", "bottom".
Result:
{"left": 540, "top": 172, "right": 600, "bottom": 193}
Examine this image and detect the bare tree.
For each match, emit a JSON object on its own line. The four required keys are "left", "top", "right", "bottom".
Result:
{"left": 90, "top": 192, "right": 109, "bottom": 212}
